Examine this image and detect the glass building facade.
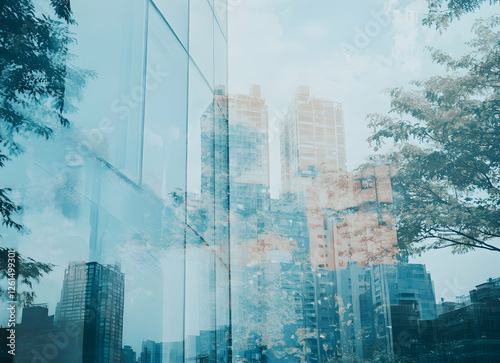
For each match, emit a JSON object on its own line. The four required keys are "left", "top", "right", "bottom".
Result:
{"left": 1, "top": 0, "right": 230, "bottom": 361}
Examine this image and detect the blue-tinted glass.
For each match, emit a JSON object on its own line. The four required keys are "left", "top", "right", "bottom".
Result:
{"left": 141, "top": 7, "right": 189, "bottom": 352}
{"left": 214, "top": 25, "right": 228, "bottom": 92}
{"left": 184, "top": 237, "right": 217, "bottom": 360}
{"left": 68, "top": 0, "right": 147, "bottom": 184}
{"left": 187, "top": 61, "right": 214, "bottom": 196}
{"left": 214, "top": 0, "right": 228, "bottom": 37}
{"left": 189, "top": 0, "right": 214, "bottom": 88}
{"left": 151, "top": 0, "right": 189, "bottom": 48}
{"left": 143, "top": 5, "right": 188, "bottom": 198}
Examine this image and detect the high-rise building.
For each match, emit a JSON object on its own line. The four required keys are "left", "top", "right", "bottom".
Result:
{"left": 281, "top": 86, "right": 347, "bottom": 195}
{"left": 227, "top": 85, "right": 275, "bottom": 359}
{"left": 229, "top": 85, "right": 270, "bottom": 184}
{"left": 278, "top": 87, "right": 399, "bottom": 271}
{"left": 122, "top": 346, "right": 137, "bottom": 363}
{"left": 373, "top": 263, "right": 437, "bottom": 321}
{"left": 302, "top": 263, "right": 437, "bottom": 362}
{"left": 55, "top": 262, "right": 125, "bottom": 362}
{"left": 8, "top": 305, "right": 80, "bottom": 362}
{"left": 229, "top": 85, "right": 271, "bottom": 210}
{"left": 303, "top": 263, "right": 389, "bottom": 362}
{"left": 306, "top": 166, "right": 398, "bottom": 270}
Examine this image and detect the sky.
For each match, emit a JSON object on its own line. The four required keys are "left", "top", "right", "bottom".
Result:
{"left": 228, "top": 0, "right": 500, "bottom": 301}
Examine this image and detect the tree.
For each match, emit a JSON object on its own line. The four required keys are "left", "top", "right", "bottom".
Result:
{"left": 1, "top": 0, "right": 93, "bottom": 300}
{"left": 366, "top": 15, "right": 500, "bottom": 254}
{"left": 0, "top": 247, "right": 54, "bottom": 305}
{"left": 425, "top": 0, "right": 500, "bottom": 28}
{"left": 0, "top": 0, "right": 93, "bottom": 233}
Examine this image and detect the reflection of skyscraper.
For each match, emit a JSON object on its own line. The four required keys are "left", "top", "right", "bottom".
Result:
{"left": 229, "top": 85, "right": 270, "bottom": 187}
{"left": 281, "top": 85, "right": 347, "bottom": 195}
{"left": 55, "top": 262, "right": 125, "bottom": 363}
{"left": 229, "top": 85, "right": 271, "bottom": 214}
{"left": 137, "top": 331, "right": 229, "bottom": 363}
{"left": 227, "top": 85, "right": 275, "bottom": 359}
{"left": 374, "top": 263, "right": 437, "bottom": 321}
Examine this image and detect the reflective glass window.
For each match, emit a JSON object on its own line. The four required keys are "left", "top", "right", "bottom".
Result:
{"left": 142, "top": 4, "right": 188, "bottom": 198}
{"left": 189, "top": 0, "right": 215, "bottom": 88}
{"left": 214, "top": 25, "right": 228, "bottom": 93}
{"left": 68, "top": 0, "right": 148, "bottom": 184}
{"left": 151, "top": 0, "right": 189, "bottom": 48}
{"left": 214, "top": 0, "right": 228, "bottom": 37}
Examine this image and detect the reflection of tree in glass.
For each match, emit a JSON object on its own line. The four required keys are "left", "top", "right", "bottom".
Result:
{"left": 1, "top": 0, "right": 94, "bottom": 233}
{"left": 1, "top": 0, "right": 94, "bottom": 301}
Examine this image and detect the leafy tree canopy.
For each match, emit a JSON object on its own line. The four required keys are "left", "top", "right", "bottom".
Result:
{"left": 425, "top": 0, "right": 500, "bottom": 28}
{"left": 366, "top": 15, "right": 500, "bottom": 255}
{"left": 0, "top": 247, "right": 54, "bottom": 305}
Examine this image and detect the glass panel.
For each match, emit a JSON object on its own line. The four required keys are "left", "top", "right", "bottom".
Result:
{"left": 185, "top": 59, "right": 218, "bottom": 361}
{"left": 68, "top": 0, "right": 147, "bottom": 184}
{"left": 214, "top": 25, "right": 228, "bottom": 93}
{"left": 187, "top": 62, "right": 214, "bottom": 197}
{"left": 214, "top": 0, "right": 228, "bottom": 37}
{"left": 189, "top": 0, "right": 214, "bottom": 88}
{"left": 142, "top": 4, "right": 188, "bottom": 199}
{"left": 141, "top": 5, "right": 188, "bottom": 356}
{"left": 152, "top": 0, "right": 189, "bottom": 48}
{"left": 214, "top": 92, "right": 231, "bottom": 362}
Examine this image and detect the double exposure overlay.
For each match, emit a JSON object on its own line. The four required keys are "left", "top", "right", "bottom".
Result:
{"left": 1, "top": 0, "right": 499, "bottom": 362}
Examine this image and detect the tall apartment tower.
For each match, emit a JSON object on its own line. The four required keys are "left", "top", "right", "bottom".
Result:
{"left": 55, "top": 262, "right": 125, "bottom": 363}
{"left": 229, "top": 85, "right": 270, "bottom": 199}
{"left": 228, "top": 86, "right": 273, "bottom": 359}
{"left": 281, "top": 86, "right": 347, "bottom": 195}
{"left": 307, "top": 166, "right": 398, "bottom": 270}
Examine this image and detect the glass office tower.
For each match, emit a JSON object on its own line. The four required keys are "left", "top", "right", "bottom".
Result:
{"left": 1, "top": 0, "right": 230, "bottom": 361}
{"left": 55, "top": 262, "right": 125, "bottom": 363}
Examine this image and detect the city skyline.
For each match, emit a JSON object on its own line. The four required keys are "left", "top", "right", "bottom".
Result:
{"left": 5, "top": 259, "right": 497, "bottom": 361}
